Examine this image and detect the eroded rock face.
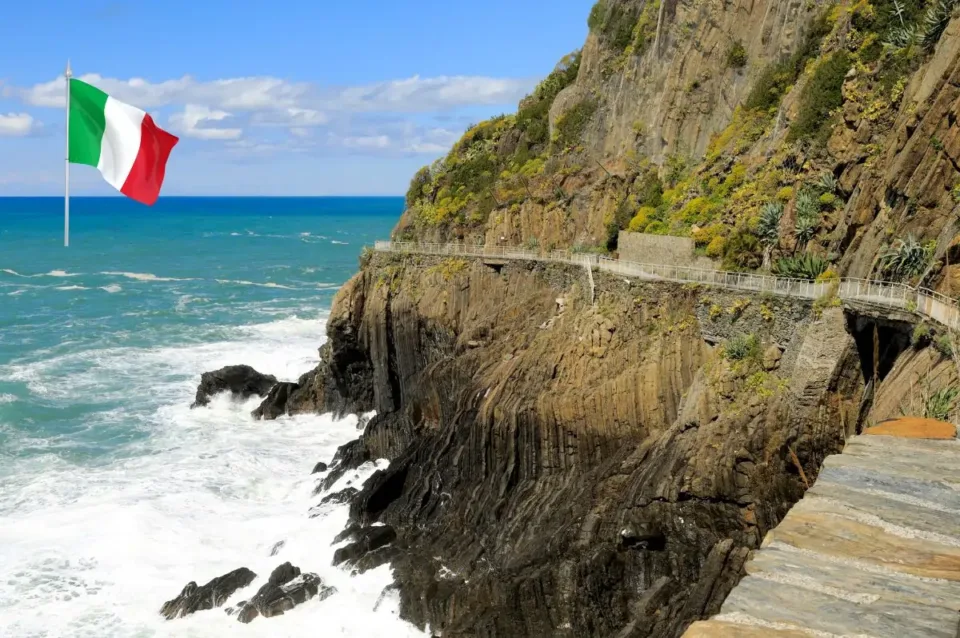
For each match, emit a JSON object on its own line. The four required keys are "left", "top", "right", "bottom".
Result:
{"left": 230, "top": 562, "right": 335, "bottom": 624}
{"left": 159, "top": 567, "right": 257, "bottom": 619}
{"left": 301, "top": 257, "right": 861, "bottom": 636}
{"left": 191, "top": 365, "right": 277, "bottom": 408}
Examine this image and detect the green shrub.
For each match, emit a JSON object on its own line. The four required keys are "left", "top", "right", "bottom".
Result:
{"left": 644, "top": 221, "right": 669, "bottom": 235}
{"left": 725, "top": 333, "right": 761, "bottom": 361}
{"left": 727, "top": 40, "right": 748, "bottom": 68}
{"left": 925, "top": 386, "right": 960, "bottom": 421}
{"left": 912, "top": 322, "right": 932, "bottom": 346}
{"left": 772, "top": 254, "right": 829, "bottom": 280}
{"left": 878, "top": 234, "right": 933, "bottom": 281}
{"left": 923, "top": 0, "right": 958, "bottom": 50}
{"left": 587, "top": 0, "right": 642, "bottom": 51}
{"left": 406, "top": 166, "right": 432, "bottom": 207}
{"left": 516, "top": 51, "right": 581, "bottom": 145}
{"left": 552, "top": 98, "right": 598, "bottom": 150}
{"left": 935, "top": 333, "right": 955, "bottom": 357}
{"left": 722, "top": 230, "right": 763, "bottom": 270}
{"left": 788, "top": 52, "right": 852, "bottom": 144}
{"left": 744, "top": 11, "right": 832, "bottom": 113}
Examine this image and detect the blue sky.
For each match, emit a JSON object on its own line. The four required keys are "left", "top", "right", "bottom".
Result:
{"left": 0, "top": 0, "right": 591, "bottom": 196}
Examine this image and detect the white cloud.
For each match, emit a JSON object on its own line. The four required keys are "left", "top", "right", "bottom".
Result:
{"left": 14, "top": 74, "right": 310, "bottom": 111}
{"left": 169, "top": 104, "right": 242, "bottom": 140}
{"left": 0, "top": 113, "right": 39, "bottom": 136}
{"left": 11, "top": 73, "right": 535, "bottom": 115}
{"left": 339, "top": 134, "right": 391, "bottom": 149}
{"left": 326, "top": 75, "right": 535, "bottom": 113}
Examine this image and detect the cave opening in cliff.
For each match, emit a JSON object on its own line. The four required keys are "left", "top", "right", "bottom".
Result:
{"left": 845, "top": 313, "right": 913, "bottom": 384}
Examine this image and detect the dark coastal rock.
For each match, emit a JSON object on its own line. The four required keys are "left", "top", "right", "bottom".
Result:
{"left": 191, "top": 365, "right": 277, "bottom": 408}
{"left": 311, "top": 461, "right": 329, "bottom": 474}
{"left": 159, "top": 567, "right": 257, "bottom": 619}
{"left": 321, "top": 487, "right": 359, "bottom": 505}
{"left": 333, "top": 522, "right": 362, "bottom": 544}
{"left": 269, "top": 540, "right": 285, "bottom": 556}
{"left": 251, "top": 381, "right": 299, "bottom": 419}
{"left": 332, "top": 525, "right": 397, "bottom": 567}
{"left": 232, "top": 562, "right": 334, "bottom": 623}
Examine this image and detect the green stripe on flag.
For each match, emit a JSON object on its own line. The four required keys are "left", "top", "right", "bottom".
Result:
{"left": 69, "top": 79, "right": 108, "bottom": 167}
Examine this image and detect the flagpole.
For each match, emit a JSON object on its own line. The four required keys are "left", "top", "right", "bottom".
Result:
{"left": 65, "top": 60, "right": 71, "bottom": 247}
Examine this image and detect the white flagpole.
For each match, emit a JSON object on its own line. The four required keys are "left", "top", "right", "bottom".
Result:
{"left": 65, "top": 60, "right": 71, "bottom": 247}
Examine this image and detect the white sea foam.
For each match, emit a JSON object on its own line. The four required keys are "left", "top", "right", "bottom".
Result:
{"left": 0, "top": 312, "right": 425, "bottom": 638}
{"left": 47, "top": 270, "right": 81, "bottom": 278}
{"left": 2, "top": 268, "right": 26, "bottom": 277}
{"left": 0, "top": 393, "right": 16, "bottom": 404}
{"left": 215, "top": 279, "right": 296, "bottom": 290}
{"left": 8, "top": 289, "right": 26, "bottom": 296}
{"left": 100, "top": 285, "right": 123, "bottom": 294}
{"left": 331, "top": 240, "right": 349, "bottom": 245}
{"left": 55, "top": 285, "right": 88, "bottom": 291}
{"left": 100, "top": 272, "right": 195, "bottom": 282}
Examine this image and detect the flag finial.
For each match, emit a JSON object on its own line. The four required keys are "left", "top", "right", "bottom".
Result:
{"left": 66, "top": 59, "right": 72, "bottom": 79}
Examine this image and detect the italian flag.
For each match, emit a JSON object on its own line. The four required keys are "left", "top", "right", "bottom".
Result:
{"left": 69, "top": 78, "right": 178, "bottom": 205}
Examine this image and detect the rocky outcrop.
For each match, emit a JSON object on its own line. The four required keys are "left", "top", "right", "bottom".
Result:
{"left": 229, "top": 562, "right": 335, "bottom": 624}
{"left": 191, "top": 365, "right": 277, "bottom": 408}
{"left": 299, "top": 253, "right": 867, "bottom": 636}
{"left": 159, "top": 567, "right": 257, "bottom": 619}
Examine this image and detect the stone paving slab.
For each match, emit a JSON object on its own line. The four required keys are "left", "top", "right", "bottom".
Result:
{"left": 683, "top": 433, "right": 960, "bottom": 637}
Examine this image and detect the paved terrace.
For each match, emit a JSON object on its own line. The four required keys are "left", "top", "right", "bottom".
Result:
{"left": 685, "top": 433, "right": 960, "bottom": 638}
{"left": 375, "top": 241, "right": 960, "bottom": 636}
{"left": 373, "top": 241, "right": 960, "bottom": 330}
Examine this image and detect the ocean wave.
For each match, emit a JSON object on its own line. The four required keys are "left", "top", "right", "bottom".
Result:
{"left": 331, "top": 240, "right": 349, "bottom": 245}
{"left": 100, "top": 285, "right": 122, "bottom": 293}
{"left": 215, "top": 279, "right": 296, "bottom": 290}
{"left": 0, "top": 394, "right": 16, "bottom": 404}
{"left": 55, "top": 285, "right": 88, "bottom": 291}
{"left": 100, "top": 271, "right": 195, "bottom": 282}
{"left": 7, "top": 289, "right": 26, "bottom": 296}
{"left": 1, "top": 269, "right": 82, "bottom": 278}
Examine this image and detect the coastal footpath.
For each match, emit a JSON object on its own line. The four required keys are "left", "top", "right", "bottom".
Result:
{"left": 182, "top": 0, "right": 960, "bottom": 634}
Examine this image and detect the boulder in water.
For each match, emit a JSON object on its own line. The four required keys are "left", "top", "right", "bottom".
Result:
{"left": 191, "top": 365, "right": 277, "bottom": 408}
{"left": 232, "top": 562, "right": 334, "bottom": 623}
{"left": 311, "top": 461, "right": 328, "bottom": 474}
{"left": 251, "top": 381, "right": 299, "bottom": 419}
{"left": 159, "top": 567, "right": 257, "bottom": 619}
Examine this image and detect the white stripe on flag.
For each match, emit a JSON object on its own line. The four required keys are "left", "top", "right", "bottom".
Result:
{"left": 97, "top": 97, "right": 145, "bottom": 191}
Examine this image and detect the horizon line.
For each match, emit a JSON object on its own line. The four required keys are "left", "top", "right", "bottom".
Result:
{"left": 0, "top": 194, "right": 405, "bottom": 198}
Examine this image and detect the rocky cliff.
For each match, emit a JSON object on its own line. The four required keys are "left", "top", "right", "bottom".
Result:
{"left": 266, "top": 1, "right": 960, "bottom": 635}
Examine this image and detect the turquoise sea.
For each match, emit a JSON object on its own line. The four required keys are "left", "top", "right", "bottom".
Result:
{"left": 0, "top": 197, "right": 426, "bottom": 637}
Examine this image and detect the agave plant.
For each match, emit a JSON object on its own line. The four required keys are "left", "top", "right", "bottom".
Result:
{"left": 923, "top": 0, "right": 959, "bottom": 50}
{"left": 818, "top": 171, "right": 839, "bottom": 194}
{"left": 793, "top": 188, "right": 820, "bottom": 247}
{"left": 878, "top": 234, "right": 933, "bottom": 281}
{"left": 757, "top": 202, "right": 784, "bottom": 246}
{"left": 886, "top": 25, "right": 919, "bottom": 48}
{"left": 772, "top": 254, "right": 829, "bottom": 280}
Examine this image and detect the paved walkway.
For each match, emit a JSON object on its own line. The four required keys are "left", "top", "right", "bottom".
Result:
{"left": 373, "top": 241, "right": 960, "bottom": 330}
{"left": 684, "top": 433, "right": 960, "bottom": 637}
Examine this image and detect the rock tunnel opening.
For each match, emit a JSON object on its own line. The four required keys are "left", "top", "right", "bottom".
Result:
{"left": 845, "top": 312, "right": 913, "bottom": 384}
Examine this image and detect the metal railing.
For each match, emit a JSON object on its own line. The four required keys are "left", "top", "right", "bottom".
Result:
{"left": 372, "top": 241, "right": 960, "bottom": 330}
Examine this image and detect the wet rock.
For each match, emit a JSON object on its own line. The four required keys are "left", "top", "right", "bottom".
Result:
{"left": 321, "top": 487, "right": 359, "bottom": 506}
{"left": 252, "top": 381, "right": 299, "bottom": 419}
{"left": 357, "top": 412, "right": 372, "bottom": 430}
{"left": 269, "top": 541, "right": 285, "bottom": 556}
{"left": 332, "top": 525, "right": 397, "bottom": 566}
{"left": 233, "top": 562, "right": 332, "bottom": 624}
{"left": 333, "top": 522, "right": 362, "bottom": 544}
{"left": 311, "top": 461, "right": 328, "bottom": 474}
{"left": 191, "top": 365, "right": 277, "bottom": 408}
{"left": 160, "top": 567, "right": 257, "bottom": 619}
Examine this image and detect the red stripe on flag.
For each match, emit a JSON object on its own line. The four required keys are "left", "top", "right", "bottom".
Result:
{"left": 120, "top": 114, "right": 179, "bottom": 206}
